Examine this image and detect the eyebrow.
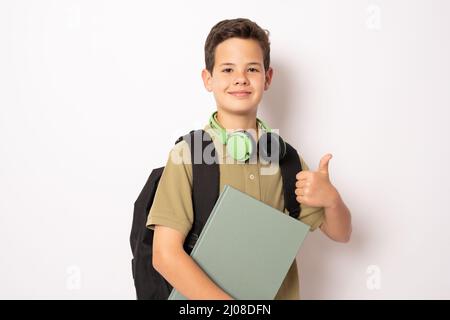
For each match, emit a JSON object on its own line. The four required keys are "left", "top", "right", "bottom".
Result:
{"left": 219, "top": 62, "right": 262, "bottom": 67}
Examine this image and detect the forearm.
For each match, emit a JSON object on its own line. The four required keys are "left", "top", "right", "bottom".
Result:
{"left": 154, "top": 248, "right": 233, "bottom": 300}
{"left": 322, "top": 194, "right": 352, "bottom": 242}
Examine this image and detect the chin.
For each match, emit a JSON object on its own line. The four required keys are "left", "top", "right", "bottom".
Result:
{"left": 220, "top": 99, "right": 260, "bottom": 114}
{"left": 219, "top": 105, "right": 258, "bottom": 116}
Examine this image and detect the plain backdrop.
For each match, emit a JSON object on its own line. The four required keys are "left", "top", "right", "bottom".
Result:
{"left": 1, "top": 0, "right": 449, "bottom": 299}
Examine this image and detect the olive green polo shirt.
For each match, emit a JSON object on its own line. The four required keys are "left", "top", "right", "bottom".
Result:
{"left": 147, "top": 122, "right": 325, "bottom": 300}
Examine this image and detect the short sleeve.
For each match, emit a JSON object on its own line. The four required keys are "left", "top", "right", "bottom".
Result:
{"left": 298, "top": 155, "right": 325, "bottom": 231}
{"left": 146, "top": 140, "right": 194, "bottom": 238}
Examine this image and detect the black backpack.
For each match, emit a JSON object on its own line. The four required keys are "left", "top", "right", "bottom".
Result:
{"left": 130, "top": 129, "right": 303, "bottom": 300}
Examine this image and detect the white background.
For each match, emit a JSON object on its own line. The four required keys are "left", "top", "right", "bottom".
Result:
{"left": 1, "top": 0, "right": 449, "bottom": 299}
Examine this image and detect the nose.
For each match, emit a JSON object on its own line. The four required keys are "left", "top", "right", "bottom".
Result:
{"left": 233, "top": 70, "right": 249, "bottom": 86}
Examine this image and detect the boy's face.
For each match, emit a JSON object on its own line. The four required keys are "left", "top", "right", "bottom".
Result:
{"left": 202, "top": 38, "right": 273, "bottom": 117}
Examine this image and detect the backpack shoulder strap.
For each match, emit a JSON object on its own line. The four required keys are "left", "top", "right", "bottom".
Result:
{"left": 279, "top": 142, "right": 303, "bottom": 219}
{"left": 175, "top": 131, "right": 301, "bottom": 225}
{"left": 175, "top": 129, "right": 220, "bottom": 251}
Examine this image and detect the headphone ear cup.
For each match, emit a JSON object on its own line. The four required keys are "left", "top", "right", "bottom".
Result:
{"left": 226, "top": 131, "right": 257, "bottom": 162}
{"left": 247, "top": 132, "right": 258, "bottom": 161}
{"left": 258, "top": 132, "right": 287, "bottom": 162}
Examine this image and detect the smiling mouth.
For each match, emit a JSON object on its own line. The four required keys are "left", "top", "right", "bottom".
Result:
{"left": 228, "top": 91, "right": 252, "bottom": 97}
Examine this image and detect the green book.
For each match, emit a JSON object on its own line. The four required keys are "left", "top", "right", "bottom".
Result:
{"left": 168, "top": 185, "right": 310, "bottom": 300}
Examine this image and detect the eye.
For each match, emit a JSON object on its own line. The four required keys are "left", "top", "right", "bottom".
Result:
{"left": 248, "top": 67, "right": 259, "bottom": 72}
{"left": 222, "top": 68, "right": 232, "bottom": 73}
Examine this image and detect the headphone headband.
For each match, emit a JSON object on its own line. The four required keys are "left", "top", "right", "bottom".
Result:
{"left": 209, "top": 111, "right": 271, "bottom": 144}
{"left": 208, "top": 111, "right": 285, "bottom": 162}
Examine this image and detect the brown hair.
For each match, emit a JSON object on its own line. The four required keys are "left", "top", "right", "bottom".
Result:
{"left": 204, "top": 18, "right": 271, "bottom": 75}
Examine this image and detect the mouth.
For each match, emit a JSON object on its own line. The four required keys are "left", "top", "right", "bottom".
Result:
{"left": 228, "top": 91, "right": 252, "bottom": 98}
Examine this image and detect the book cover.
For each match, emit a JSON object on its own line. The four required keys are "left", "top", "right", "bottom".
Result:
{"left": 168, "top": 184, "right": 310, "bottom": 300}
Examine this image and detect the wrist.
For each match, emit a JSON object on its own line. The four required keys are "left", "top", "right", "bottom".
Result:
{"left": 325, "top": 189, "right": 342, "bottom": 210}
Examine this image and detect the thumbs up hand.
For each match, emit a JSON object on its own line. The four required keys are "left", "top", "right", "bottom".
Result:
{"left": 295, "top": 153, "right": 340, "bottom": 208}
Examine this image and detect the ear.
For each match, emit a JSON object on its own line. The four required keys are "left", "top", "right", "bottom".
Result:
{"left": 264, "top": 67, "right": 273, "bottom": 91}
{"left": 201, "top": 69, "right": 213, "bottom": 92}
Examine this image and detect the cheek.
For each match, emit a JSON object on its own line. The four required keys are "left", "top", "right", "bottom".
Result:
{"left": 253, "top": 84, "right": 265, "bottom": 95}
{"left": 252, "top": 75, "right": 267, "bottom": 89}
{"left": 210, "top": 80, "right": 227, "bottom": 92}
{"left": 214, "top": 77, "right": 231, "bottom": 90}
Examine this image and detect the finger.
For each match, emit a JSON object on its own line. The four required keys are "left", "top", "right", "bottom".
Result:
{"left": 295, "top": 188, "right": 304, "bottom": 196}
{"left": 296, "top": 171, "right": 310, "bottom": 180}
{"left": 318, "top": 153, "right": 332, "bottom": 174}
{"left": 296, "top": 195, "right": 306, "bottom": 204}
{"left": 297, "top": 186, "right": 311, "bottom": 196}
{"left": 295, "top": 180, "right": 309, "bottom": 189}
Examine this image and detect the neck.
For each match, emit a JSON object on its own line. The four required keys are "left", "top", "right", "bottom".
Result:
{"left": 215, "top": 109, "right": 258, "bottom": 131}
{"left": 214, "top": 108, "right": 260, "bottom": 143}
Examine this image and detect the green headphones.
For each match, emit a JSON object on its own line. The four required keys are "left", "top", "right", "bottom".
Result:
{"left": 208, "top": 111, "right": 287, "bottom": 162}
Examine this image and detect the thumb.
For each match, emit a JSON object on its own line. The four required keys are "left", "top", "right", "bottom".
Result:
{"left": 318, "top": 153, "right": 332, "bottom": 173}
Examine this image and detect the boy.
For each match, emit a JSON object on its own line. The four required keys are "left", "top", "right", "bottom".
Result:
{"left": 147, "top": 18, "right": 352, "bottom": 300}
